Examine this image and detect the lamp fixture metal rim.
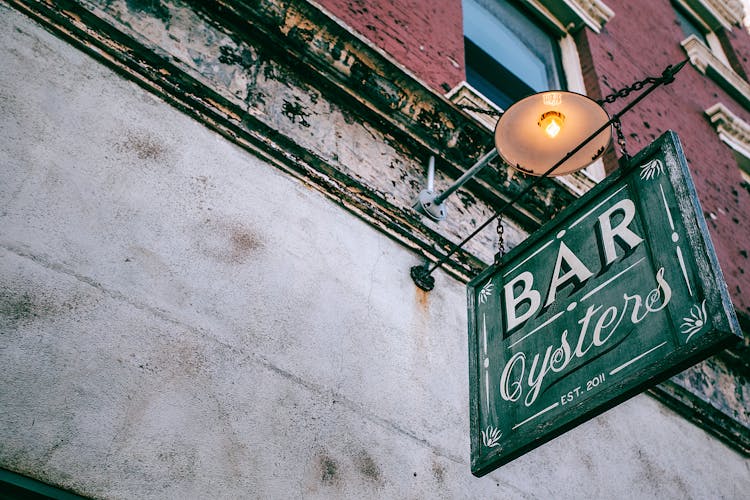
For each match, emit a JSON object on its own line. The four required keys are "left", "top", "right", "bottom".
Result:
{"left": 494, "top": 90, "right": 612, "bottom": 177}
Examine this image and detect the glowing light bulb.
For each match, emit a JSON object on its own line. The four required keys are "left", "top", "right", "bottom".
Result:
{"left": 545, "top": 117, "right": 561, "bottom": 138}
{"left": 538, "top": 111, "right": 565, "bottom": 139}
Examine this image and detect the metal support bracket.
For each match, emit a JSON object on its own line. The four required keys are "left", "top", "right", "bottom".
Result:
{"left": 413, "top": 150, "right": 499, "bottom": 222}
{"left": 413, "top": 156, "right": 447, "bottom": 221}
{"left": 410, "top": 263, "right": 435, "bottom": 291}
{"left": 413, "top": 189, "right": 447, "bottom": 221}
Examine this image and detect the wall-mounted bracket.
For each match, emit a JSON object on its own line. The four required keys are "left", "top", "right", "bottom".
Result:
{"left": 413, "top": 189, "right": 447, "bottom": 221}
{"left": 413, "top": 156, "right": 447, "bottom": 221}
{"left": 413, "top": 150, "right": 499, "bottom": 222}
{"left": 409, "top": 263, "right": 435, "bottom": 291}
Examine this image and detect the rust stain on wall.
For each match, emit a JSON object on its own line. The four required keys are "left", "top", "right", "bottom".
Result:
{"left": 415, "top": 286, "right": 429, "bottom": 312}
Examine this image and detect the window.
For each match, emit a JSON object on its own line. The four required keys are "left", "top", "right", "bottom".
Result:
{"left": 705, "top": 102, "right": 750, "bottom": 187}
{"left": 462, "top": 0, "right": 563, "bottom": 110}
{"left": 672, "top": 0, "right": 730, "bottom": 60}
{"left": 729, "top": 145, "right": 750, "bottom": 192}
{"left": 674, "top": 1, "right": 708, "bottom": 45}
{"left": 676, "top": 0, "right": 750, "bottom": 107}
{"left": 740, "top": 160, "right": 750, "bottom": 180}
{"left": 733, "top": 150, "right": 750, "bottom": 184}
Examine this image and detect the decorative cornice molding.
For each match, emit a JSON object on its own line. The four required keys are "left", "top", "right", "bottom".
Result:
{"left": 682, "top": 35, "right": 750, "bottom": 109}
{"left": 682, "top": 0, "right": 744, "bottom": 30}
{"left": 523, "top": 0, "right": 614, "bottom": 34}
{"left": 705, "top": 102, "right": 750, "bottom": 156}
{"left": 568, "top": 0, "right": 616, "bottom": 32}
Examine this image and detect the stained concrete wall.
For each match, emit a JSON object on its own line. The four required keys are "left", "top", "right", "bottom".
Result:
{"left": 1, "top": 4, "right": 749, "bottom": 499}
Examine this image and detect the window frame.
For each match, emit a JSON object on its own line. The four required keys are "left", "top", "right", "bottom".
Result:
{"left": 677, "top": 1, "right": 750, "bottom": 109}
{"left": 673, "top": 0, "right": 733, "bottom": 66}
{"left": 706, "top": 102, "right": 750, "bottom": 170}
{"left": 462, "top": 0, "right": 565, "bottom": 110}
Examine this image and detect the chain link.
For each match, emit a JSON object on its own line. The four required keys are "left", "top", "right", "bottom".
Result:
{"left": 596, "top": 62, "right": 688, "bottom": 162}
{"left": 596, "top": 60, "right": 685, "bottom": 106}
{"left": 597, "top": 77, "right": 659, "bottom": 105}
{"left": 494, "top": 214, "right": 505, "bottom": 264}
{"left": 613, "top": 118, "right": 630, "bottom": 159}
{"left": 457, "top": 62, "right": 686, "bottom": 121}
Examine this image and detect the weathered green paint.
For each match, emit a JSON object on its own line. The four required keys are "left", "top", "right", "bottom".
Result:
{"left": 467, "top": 132, "right": 742, "bottom": 476}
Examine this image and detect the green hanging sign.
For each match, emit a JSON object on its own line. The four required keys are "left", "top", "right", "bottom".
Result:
{"left": 467, "top": 131, "right": 742, "bottom": 476}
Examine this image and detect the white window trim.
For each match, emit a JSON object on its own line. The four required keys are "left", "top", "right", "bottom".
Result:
{"left": 705, "top": 102, "right": 750, "bottom": 158}
{"left": 705, "top": 31, "right": 731, "bottom": 66}
{"left": 447, "top": 32, "right": 588, "bottom": 124}
{"left": 521, "top": 0, "right": 615, "bottom": 35}
{"left": 679, "top": 0, "right": 744, "bottom": 31}
{"left": 674, "top": 0, "right": 733, "bottom": 65}
{"left": 683, "top": 35, "right": 750, "bottom": 109}
{"left": 558, "top": 33, "right": 606, "bottom": 184}
{"left": 445, "top": 81, "right": 503, "bottom": 130}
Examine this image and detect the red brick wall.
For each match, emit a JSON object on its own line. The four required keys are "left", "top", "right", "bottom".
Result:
{"left": 721, "top": 19, "right": 750, "bottom": 80}
{"left": 315, "top": 0, "right": 465, "bottom": 92}
{"left": 582, "top": 0, "right": 750, "bottom": 319}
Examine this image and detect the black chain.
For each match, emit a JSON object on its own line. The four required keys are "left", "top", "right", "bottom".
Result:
{"left": 596, "top": 77, "right": 660, "bottom": 105}
{"left": 613, "top": 118, "right": 630, "bottom": 159}
{"left": 458, "top": 62, "right": 686, "bottom": 117}
{"left": 494, "top": 214, "right": 505, "bottom": 264}
{"left": 596, "top": 62, "right": 687, "bottom": 162}
{"left": 596, "top": 61, "right": 685, "bottom": 106}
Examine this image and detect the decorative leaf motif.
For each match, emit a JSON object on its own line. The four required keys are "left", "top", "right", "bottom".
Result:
{"left": 482, "top": 426, "right": 502, "bottom": 448}
{"left": 478, "top": 281, "right": 494, "bottom": 305}
{"left": 680, "top": 300, "right": 707, "bottom": 342}
{"left": 639, "top": 159, "right": 664, "bottom": 180}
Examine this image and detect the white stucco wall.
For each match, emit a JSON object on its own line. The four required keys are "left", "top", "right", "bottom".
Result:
{"left": 1, "top": 5, "right": 748, "bottom": 498}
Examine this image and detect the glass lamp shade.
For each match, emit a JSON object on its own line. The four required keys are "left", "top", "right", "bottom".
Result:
{"left": 494, "top": 91, "right": 612, "bottom": 176}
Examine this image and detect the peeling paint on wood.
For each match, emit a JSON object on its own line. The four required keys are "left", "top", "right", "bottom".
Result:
{"left": 6, "top": 0, "right": 553, "bottom": 279}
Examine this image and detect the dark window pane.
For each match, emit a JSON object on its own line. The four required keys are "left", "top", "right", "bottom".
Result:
{"left": 673, "top": 2, "right": 707, "bottom": 44}
{"left": 465, "top": 38, "right": 536, "bottom": 109}
{"left": 463, "top": 0, "right": 562, "bottom": 107}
